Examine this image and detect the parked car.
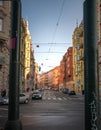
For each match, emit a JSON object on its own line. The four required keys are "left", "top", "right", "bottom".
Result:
{"left": 19, "top": 93, "right": 30, "bottom": 104}
{"left": 69, "top": 90, "right": 76, "bottom": 95}
{"left": 2, "top": 93, "right": 30, "bottom": 105}
{"left": 3, "top": 96, "right": 9, "bottom": 105}
{"left": 32, "top": 91, "right": 42, "bottom": 100}
{"left": 0, "top": 96, "right": 4, "bottom": 105}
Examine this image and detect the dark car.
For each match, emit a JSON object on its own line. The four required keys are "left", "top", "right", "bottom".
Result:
{"left": 32, "top": 91, "right": 42, "bottom": 100}
{"left": 62, "top": 88, "right": 69, "bottom": 94}
{"left": 69, "top": 90, "right": 76, "bottom": 95}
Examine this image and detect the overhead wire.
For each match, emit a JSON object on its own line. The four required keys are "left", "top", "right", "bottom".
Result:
{"left": 36, "top": 0, "right": 67, "bottom": 72}
{"left": 35, "top": 52, "right": 66, "bottom": 53}
{"left": 48, "top": 0, "right": 66, "bottom": 52}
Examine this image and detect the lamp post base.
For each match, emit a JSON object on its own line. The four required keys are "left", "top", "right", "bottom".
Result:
{"left": 4, "top": 120, "right": 22, "bottom": 130}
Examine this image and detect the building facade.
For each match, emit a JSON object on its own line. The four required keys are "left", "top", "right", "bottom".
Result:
{"left": 60, "top": 47, "right": 74, "bottom": 91}
{"left": 97, "top": 0, "right": 101, "bottom": 96}
{"left": 20, "top": 19, "right": 36, "bottom": 92}
{"left": 30, "top": 44, "right": 35, "bottom": 91}
{"left": 0, "top": 1, "right": 11, "bottom": 94}
{"left": 34, "top": 62, "right": 39, "bottom": 89}
{"left": 72, "top": 21, "right": 84, "bottom": 94}
{"left": 20, "top": 20, "right": 32, "bottom": 92}
{"left": 20, "top": 18, "right": 26, "bottom": 92}
{"left": 39, "top": 66, "right": 60, "bottom": 90}
{"left": 65, "top": 47, "right": 74, "bottom": 90}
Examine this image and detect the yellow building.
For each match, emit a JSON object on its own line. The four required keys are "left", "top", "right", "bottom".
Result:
{"left": 0, "top": 1, "right": 11, "bottom": 94}
{"left": 30, "top": 44, "right": 35, "bottom": 90}
{"left": 20, "top": 19, "right": 32, "bottom": 92}
{"left": 72, "top": 21, "right": 84, "bottom": 94}
{"left": 34, "top": 62, "right": 39, "bottom": 89}
{"left": 24, "top": 21, "right": 32, "bottom": 91}
{"left": 20, "top": 18, "right": 26, "bottom": 92}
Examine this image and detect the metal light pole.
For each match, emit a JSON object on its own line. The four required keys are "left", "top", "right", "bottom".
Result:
{"left": 84, "top": 0, "right": 100, "bottom": 130}
{"left": 4, "top": 0, "right": 22, "bottom": 130}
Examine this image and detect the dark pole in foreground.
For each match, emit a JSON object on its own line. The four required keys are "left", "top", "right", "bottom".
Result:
{"left": 4, "top": 0, "right": 22, "bottom": 130}
{"left": 84, "top": 0, "right": 100, "bottom": 130}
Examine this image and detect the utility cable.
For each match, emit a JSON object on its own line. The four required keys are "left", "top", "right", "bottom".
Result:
{"left": 48, "top": 0, "right": 66, "bottom": 52}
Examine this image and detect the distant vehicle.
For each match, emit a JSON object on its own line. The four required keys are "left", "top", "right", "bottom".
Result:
{"left": 32, "top": 91, "right": 42, "bottom": 100}
{"left": 69, "top": 90, "right": 76, "bottom": 95}
{"left": 52, "top": 88, "right": 58, "bottom": 91}
{"left": 62, "top": 88, "right": 69, "bottom": 94}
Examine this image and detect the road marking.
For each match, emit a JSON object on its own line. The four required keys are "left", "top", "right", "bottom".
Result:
{"left": 53, "top": 97, "right": 56, "bottom": 100}
{"left": 63, "top": 97, "right": 67, "bottom": 100}
{"left": 58, "top": 98, "right": 62, "bottom": 100}
{"left": 42, "top": 97, "right": 69, "bottom": 101}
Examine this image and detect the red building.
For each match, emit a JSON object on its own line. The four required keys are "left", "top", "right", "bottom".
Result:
{"left": 60, "top": 47, "right": 74, "bottom": 90}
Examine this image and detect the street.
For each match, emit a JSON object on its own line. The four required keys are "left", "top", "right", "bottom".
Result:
{"left": 0, "top": 90, "right": 84, "bottom": 130}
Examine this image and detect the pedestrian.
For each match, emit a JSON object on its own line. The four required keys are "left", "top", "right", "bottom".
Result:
{"left": 1, "top": 89, "right": 6, "bottom": 97}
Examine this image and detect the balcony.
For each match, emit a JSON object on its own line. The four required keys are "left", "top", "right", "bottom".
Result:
{"left": 75, "top": 43, "right": 83, "bottom": 50}
{"left": 80, "top": 56, "right": 84, "bottom": 61}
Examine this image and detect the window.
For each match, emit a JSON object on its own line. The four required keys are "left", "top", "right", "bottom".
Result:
{"left": 76, "top": 33, "right": 80, "bottom": 39}
{"left": 0, "top": 18, "right": 3, "bottom": 31}
{"left": 75, "top": 44, "right": 80, "bottom": 50}
{"left": 0, "top": 1, "right": 3, "bottom": 6}
{"left": 77, "top": 66, "right": 81, "bottom": 72}
{"left": 68, "top": 57, "right": 70, "bottom": 61}
{"left": 76, "top": 55, "right": 81, "bottom": 61}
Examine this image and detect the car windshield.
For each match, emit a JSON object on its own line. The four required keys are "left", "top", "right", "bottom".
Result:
{"left": 33, "top": 92, "right": 40, "bottom": 94}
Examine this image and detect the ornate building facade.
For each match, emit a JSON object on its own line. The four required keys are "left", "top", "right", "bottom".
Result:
{"left": 0, "top": 1, "right": 11, "bottom": 94}
{"left": 20, "top": 18, "right": 26, "bottom": 92}
{"left": 72, "top": 21, "right": 84, "bottom": 94}
{"left": 24, "top": 20, "right": 32, "bottom": 92}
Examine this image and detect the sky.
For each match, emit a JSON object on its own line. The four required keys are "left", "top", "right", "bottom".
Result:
{"left": 21, "top": 0, "right": 85, "bottom": 73}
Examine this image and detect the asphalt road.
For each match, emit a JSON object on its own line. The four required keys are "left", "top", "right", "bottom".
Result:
{"left": 0, "top": 90, "right": 84, "bottom": 130}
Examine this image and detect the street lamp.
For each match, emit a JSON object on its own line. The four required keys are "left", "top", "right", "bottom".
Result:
{"left": 4, "top": 0, "right": 22, "bottom": 130}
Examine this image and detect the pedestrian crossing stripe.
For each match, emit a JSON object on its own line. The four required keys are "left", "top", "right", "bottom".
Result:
{"left": 53, "top": 97, "right": 56, "bottom": 100}
{"left": 42, "top": 97, "right": 67, "bottom": 100}
{"left": 63, "top": 97, "right": 67, "bottom": 100}
{"left": 58, "top": 98, "right": 62, "bottom": 100}
{"left": 36, "top": 97, "right": 83, "bottom": 101}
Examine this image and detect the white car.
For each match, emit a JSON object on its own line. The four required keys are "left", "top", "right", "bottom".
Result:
{"left": 2, "top": 93, "right": 30, "bottom": 104}
{"left": 3, "top": 96, "right": 9, "bottom": 104}
{"left": 19, "top": 93, "right": 30, "bottom": 104}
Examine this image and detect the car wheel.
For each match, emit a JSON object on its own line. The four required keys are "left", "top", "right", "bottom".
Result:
{"left": 25, "top": 99, "right": 28, "bottom": 104}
